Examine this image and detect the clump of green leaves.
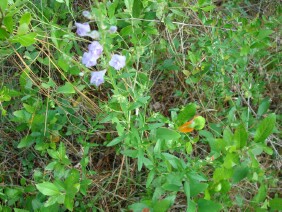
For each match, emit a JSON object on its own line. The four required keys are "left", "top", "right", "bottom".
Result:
{"left": 0, "top": 0, "right": 281, "bottom": 211}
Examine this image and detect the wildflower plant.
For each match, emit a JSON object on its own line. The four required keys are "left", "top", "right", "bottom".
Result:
{"left": 82, "top": 51, "right": 98, "bottom": 68}
{"left": 0, "top": 0, "right": 280, "bottom": 212}
{"left": 109, "top": 54, "right": 126, "bottom": 70}
{"left": 75, "top": 22, "right": 91, "bottom": 37}
{"left": 75, "top": 11, "right": 127, "bottom": 87}
{"left": 90, "top": 70, "right": 106, "bottom": 87}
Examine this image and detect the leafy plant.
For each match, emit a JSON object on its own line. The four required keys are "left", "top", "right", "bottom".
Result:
{"left": 0, "top": 0, "right": 280, "bottom": 211}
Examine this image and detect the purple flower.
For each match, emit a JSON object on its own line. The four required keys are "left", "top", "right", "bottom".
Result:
{"left": 82, "top": 11, "right": 92, "bottom": 19}
{"left": 109, "top": 26, "right": 117, "bottom": 33}
{"left": 89, "top": 30, "right": 100, "bottom": 39}
{"left": 109, "top": 54, "right": 126, "bottom": 70}
{"left": 75, "top": 22, "right": 91, "bottom": 37}
{"left": 90, "top": 70, "right": 106, "bottom": 86}
{"left": 82, "top": 52, "right": 98, "bottom": 68}
{"left": 88, "top": 41, "right": 103, "bottom": 57}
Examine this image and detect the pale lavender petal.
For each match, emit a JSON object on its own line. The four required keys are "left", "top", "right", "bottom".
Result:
{"left": 109, "top": 54, "right": 126, "bottom": 70}
{"left": 88, "top": 30, "right": 100, "bottom": 39}
{"left": 90, "top": 70, "right": 106, "bottom": 86}
{"left": 82, "top": 52, "right": 98, "bottom": 68}
{"left": 75, "top": 22, "right": 91, "bottom": 37}
{"left": 88, "top": 41, "right": 103, "bottom": 57}
{"left": 82, "top": 11, "right": 92, "bottom": 19}
{"left": 109, "top": 26, "right": 117, "bottom": 33}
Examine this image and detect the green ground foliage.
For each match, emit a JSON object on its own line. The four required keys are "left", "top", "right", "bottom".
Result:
{"left": 0, "top": 0, "right": 281, "bottom": 211}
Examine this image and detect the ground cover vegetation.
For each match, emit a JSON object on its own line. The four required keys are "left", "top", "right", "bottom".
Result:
{"left": 0, "top": 0, "right": 281, "bottom": 211}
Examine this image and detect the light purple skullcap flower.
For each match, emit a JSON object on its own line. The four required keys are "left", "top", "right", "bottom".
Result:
{"left": 109, "top": 26, "right": 118, "bottom": 33}
{"left": 82, "top": 52, "right": 98, "bottom": 68}
{"left": 82, "top": 11, "right": 92, "bottom": 19}
{"left": 109, "top": 54, "right": 126, "bottom": 70}
{"left": 75, "top": 22, "right": 91, "bottom": 37}
{"left": 88, "top": 41, "right": 103, "bottom": 57}
{"left": 90, "top": 70, "right": 106, "bottom": 86}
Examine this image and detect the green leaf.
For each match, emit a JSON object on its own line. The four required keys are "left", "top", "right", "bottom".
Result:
{"left": 257, "top": 98, "right": 270, "bottom": 117}
{"left": 80, "top": 179, "right": 91, "bottom": 196}
{"left": 65, "top": 169, "right": 80, "bottom": 192}
{"left": 165, "top": 17, "right": 176, "bottom": 30}
{"left": 253, "top": 185, "right": 267, "bottom": 203}
{"left": 257, "top": 29, "right": 273, "bottom": 40}
{"left": 132, "top": 0, "right": 142, "bottom": 18}
{"left": 170, "top": 8, "right": 186, "bottom": 17}
{"left": 45, "top": 161, "right": 57, "bottom": 171}
{"left": 210, "top": 139, "right": 227, "bottom": 153}
{"left": 176, "top": 103, "right": 196, "bottom": 126}
{"left": 19, "top": 68, "right": 32, "bottom": 89}
{"left": 58, "top": 142, "right": 66, "bottom": 160}
{"left": 198, "top": 199, "right": 222, "bottom": 212}
{"left": 0, "top": 28, "right": 9, "bottom": 39}
{"left": 232, "top": 165, "right": 249, "bottom": 183}
{"left": 41, "top": 78, "right": 56, "bottom": 89}
{"left": 184, "top": 181, "right": 197, "bottom": 211}
{"left": 124, "top": 0, "right": 133, "bottom": 11}
{"left": 223, "top": 153, "right": 239, "bottom": 169}
{"left": 190, "top": 180, "right": 208, "bottom": 197}
{"left": 188, "top": 51, "right": 197, "bottom": 65}
{"left": 0, "top": 0, "right": 8, "bottom": 11}
{"left": 137, "top": 149, "right": 144, "bottom": 171}
{"left": 23, "top": 103, "right": 35, "bottom": 113}
{"left": 187, "top": 200, "right": 197, "bottom": 212}
{"left": 120, "top": 25, "right": 133, "bottom": 36}
{"left": 128, "top": 203, "right": 150, "bottom": 211}
{"left": 184, "top": 180, "right": 190, "bottom": 200}
{"left": 3, "top": 16, "right": 14, "bottom": 33}
{"left": 269, "top": 198, "right": 282, "bottom": 210}
{"left": 64, "top": 194, "right": 74, "bottom": 211}
{"left": 254, "top": 114, "right": 276, "bottom": 143}
{"left": 194, "top": 116, "right": 205, "bottom": 130}
{"left": 58, "top": 56, "right": 69, "bottom": 72}
{"left": 57, "top": 82, "right": 75, "bottom": 94}
{"left": 186, "top": 142, "right": 193, "bottom": 154}
{"left": 47, "top": 149, "right": 59, "bottom": 160}
{"left": 17, "top": 136, "right": 34, "bottom": 148}
{"left": 234, "top": 123, "right": 248, "bottom": 149}
{"left": 20, "top": 13, "right": 31, "bottom": 25}
{"left": 36, "top": 182, "right": 60, "bottom": 196}
{"left": 44, "top": 195, "right": 61, "bottom": 207}
{"left": 146, "top": 170, "right": 155, "bottom": 188}
{"left": 107, "top": 136, "right": 123, "bottom": 147}
{"left": 153, "top": 199, "right": 171, "bottom": 212}
{"left": 10, "top": 32, "right": 37, "bottom": 46}
{"left": 223, "top": 127, "right": 233, "bottom": 146}
{"left": 156, "top": 128, "right": 181, "bottom": 141}
{"left": 17, "top": 23, "right": 29, "bottom": 35}
{"left": 162, "top": 183, "right": 180, "bottom": 192}
{"left": 13, "top": 110, "right": 30, "bottom": 121}
{"left": 213, "top": 167, "right": 233, "bottom": 182}
{"left": 14, "top": 209, "right": 29, "bottom": 212}
{"left": 201, "top": 5, "right": 216, "bottom": 12}
{"left": 161, "top": 153, "right": 180, "bottom": 169}
{"left": 108, "top": 0, "right": 119, "bottom": 18}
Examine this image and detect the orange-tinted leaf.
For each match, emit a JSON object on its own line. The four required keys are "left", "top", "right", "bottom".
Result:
{"left": 50, "top": 134, "right": 60, "bottom": 143}
{"left": 178, "top": 119, "right": 195, "bottom": 133}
